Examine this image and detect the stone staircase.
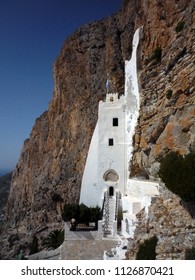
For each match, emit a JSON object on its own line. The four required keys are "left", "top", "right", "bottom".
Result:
{"left": 103, "top": 193, "right": 117, "bottom": 237}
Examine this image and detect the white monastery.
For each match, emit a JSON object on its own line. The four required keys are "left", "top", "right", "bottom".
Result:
{"left": 79, "top": 27, "right": 159, "bottom": 240}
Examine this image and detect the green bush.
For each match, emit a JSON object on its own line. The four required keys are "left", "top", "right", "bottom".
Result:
{"left": 42, "top": 229, "right": 64, "bottom": 250}
{"left": 62, "top": 204, "right": 80, "bottom": 222}
{"left": 89, "top": 206, "right": 102, "bottom": 229}
{"left": 159, "top": 152, "right": 195, "bottom": 202}
{"left": 51, "top": 192, "right": 63, "bottom": 202}
{"left": 175, "top": 21, "right": 185, "bottom": 33}
{"left": 62, "top": 203, "right": 102, "bottom": 228}
{"left": 136, "top": 236, "right": 158, "bottom": 260}
{"left": 166, "top": 89, "right": 173, "bottom": 99}
{"left": 150, "top": 46, "right": 162, "bottom": 62}
{"left": 185, "top": 247, "right": 195, "bottom": 260}
{"left": 79, "top": 203, "right": 90, "bottom": 224}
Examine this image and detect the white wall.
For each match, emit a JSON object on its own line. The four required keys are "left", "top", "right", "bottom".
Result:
{"left": 79, "top": 123, "right": 100, "bottom": 207}
{"left": 125, "top": 27, "right": 142, "bottom": 173}
{"left": 127, "top": 179, "right": 159, "bottom": 199}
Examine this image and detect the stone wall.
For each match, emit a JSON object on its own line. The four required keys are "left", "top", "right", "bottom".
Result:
{"left": 126, "top": 184, "right": 195, "bottom": 260}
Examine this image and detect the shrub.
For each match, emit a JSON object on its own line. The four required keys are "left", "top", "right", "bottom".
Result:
{"left": 175, "top": 21, "right": 185, "bottom": 33}
{"left": 89, "top": 206, "right": 102, "bottom": 229}
{"left": 150, "top": 46, "right": 162, "bottom": 62}
{"left": 136, "top": 236, "right": 158, "bottom": 260}
{"left": 159, "top": 152, "right": 195, "bottom": 202}
{"left": 62, "top": 204, "right": 80, "bottom": 222}
{"left": 42, "top": 229, "right": 64, "bottom": 250}
{"left": 51, "top": 192, "right": 63, "bottom": 202}
{"left": 79, "top": 203, "right": 90, "bottom": 224}
{"left": 166, "top": 89, "right": 173, "bottom": 99}
{"left": 185, "top": 247, "right": 195, "bottom": 260}
{"left": 62, "top": 203, "right": 102, "bottom": 228}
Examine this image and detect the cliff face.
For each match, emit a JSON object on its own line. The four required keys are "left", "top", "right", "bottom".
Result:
{"left": 2, "top": 0, "right": 195, "bottom": 258}
{"left": 0, "top": 173, "right": 12, "bottom": 226}
{"left": 131, "top": 0, "right": 195, "bottom": 178}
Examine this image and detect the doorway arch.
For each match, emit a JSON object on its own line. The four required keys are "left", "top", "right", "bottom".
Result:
{"left": 103, "top": 169, "right": 119, "bottom": 183}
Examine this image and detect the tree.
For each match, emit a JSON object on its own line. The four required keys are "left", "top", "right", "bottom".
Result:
{"left": 89, "top": 206, "right": 102, "bottom": 229}
{"left": 79, "top": 203, "right": 90, "bottom": 224}
{"left": 185, "top": 247, "right": 195, "bottom": 260}
{"left": 62, "top": 203, "right": 102, "bottom": 229}
{"left": 62, "top": 204, "right": 79, "bottom": 222}
{"left": 42, "top": 229, "right": 64, "bottom": 250}
{"left": 175, "top": 21, "right": 185, "bottom": 33}
{"left": 159, "top": 152, "right": 195, "bottom": 202}
{"left": 150, "top": 46, "right": 162, "bottom": 62}
{"left": 136, "top": 236, "right": 158, "bottom": 260}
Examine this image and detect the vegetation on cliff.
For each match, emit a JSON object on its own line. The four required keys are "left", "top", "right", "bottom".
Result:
{"left": 159, "top": 152, "right": 195, "bottom": 203}
{"left": 136, "top": 236, "right": 158, "bottom": 260}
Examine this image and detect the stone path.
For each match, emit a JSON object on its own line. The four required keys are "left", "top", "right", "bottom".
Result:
{"left": 60, "top": 239, "right": 119, "bottom": 260}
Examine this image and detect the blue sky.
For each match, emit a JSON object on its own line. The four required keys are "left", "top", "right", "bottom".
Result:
{"left": 0, "top": 0, "right": 122, "bottom": 173}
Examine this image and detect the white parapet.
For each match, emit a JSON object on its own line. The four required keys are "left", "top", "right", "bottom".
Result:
{"left": 127, "top": 179, "right": 160, "bottom": 199}
{"left": 125, "top": 27, "right": 143, "bottom": 174}
{"left": 121, "top": 178, "right": 159, "bottom": 238}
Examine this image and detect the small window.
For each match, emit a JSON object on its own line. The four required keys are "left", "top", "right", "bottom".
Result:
{"left": 109, "top": 138, "right": 114, "bottom": 146}
{"left": 113, "top": 118, "right": 118, "bottom": 126}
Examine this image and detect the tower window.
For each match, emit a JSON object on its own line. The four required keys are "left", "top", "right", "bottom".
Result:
{"left": 113, "top": 118, "right": 118, "bottom": 126}
{"left": 109, "top": 138, "right": 114, "bottom": 146}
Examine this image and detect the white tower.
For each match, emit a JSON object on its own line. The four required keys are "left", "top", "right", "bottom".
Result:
{"left": 79, "top": 92, "right": 128, "bottom": 208}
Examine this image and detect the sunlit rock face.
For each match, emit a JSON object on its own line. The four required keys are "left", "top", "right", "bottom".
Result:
{"left": 2, "top": 0, "right": 194, "bottom": 259}
{"left": 130, "top": 0, "right": 195, "bottom": 178}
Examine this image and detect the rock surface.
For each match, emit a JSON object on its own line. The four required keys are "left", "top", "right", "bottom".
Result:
{"left": 1, "top": 0, "right": 194, "bottom": 259}
{"left": 131, "top": 0, "right": 195, "bottom": 178}
{"left": 0, "top": 172, "right": 12, "bottom": 226}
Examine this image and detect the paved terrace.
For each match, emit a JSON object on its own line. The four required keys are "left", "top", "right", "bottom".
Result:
{"left": 60, "top": 239, "right": 120, "bottom": 260}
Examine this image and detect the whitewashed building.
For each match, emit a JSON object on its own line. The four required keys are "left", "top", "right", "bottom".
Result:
{"left": 79, "top": 27, "right": 159, "bottom": 240}
{"left": 79, "top": 92, "right": 128, "bottom": 207}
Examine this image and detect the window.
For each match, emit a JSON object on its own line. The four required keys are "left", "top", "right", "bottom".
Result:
{"left": 113, "top": 118, "right": 118, "bottom": 126}
{"left": 109, "top": 138, "right": 114, "bottom": 146}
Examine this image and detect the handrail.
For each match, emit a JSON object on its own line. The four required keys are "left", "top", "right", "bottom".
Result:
{"left": 115, "top": 191, "right": 120, "bottom": 221}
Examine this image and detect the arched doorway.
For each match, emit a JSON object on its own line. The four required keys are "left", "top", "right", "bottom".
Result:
{"left": 103, "top": 170, "right": 119, "bottom": 197}
{"left": 109, "top": 186, "right": 114, "bottom": 196}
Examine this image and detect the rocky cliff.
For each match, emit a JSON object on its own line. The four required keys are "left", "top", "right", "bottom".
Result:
{"left": 0, "top": 173, "right": 12, "bottom": 226}
{"left": 1, "top": 0, "right": 194, "bottom": 259}
{"left": 131, "top": 0, "right": 195, "bottom": 178}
